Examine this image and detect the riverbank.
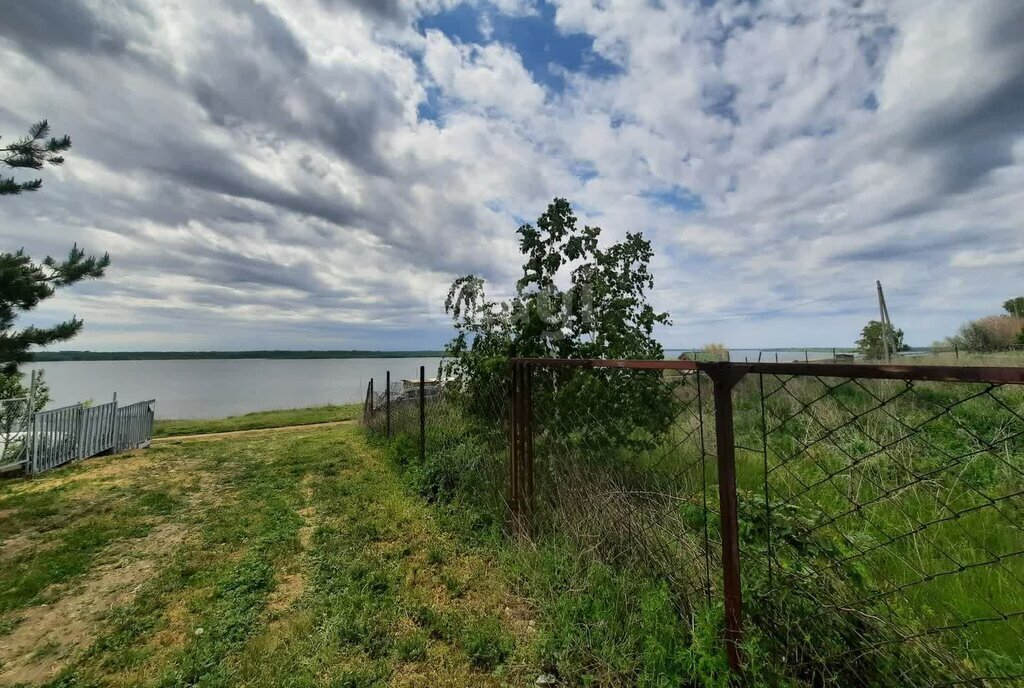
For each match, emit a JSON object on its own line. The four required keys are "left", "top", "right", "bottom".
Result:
{"left": 153, "top": 404, "right": 362, "bottom": 438}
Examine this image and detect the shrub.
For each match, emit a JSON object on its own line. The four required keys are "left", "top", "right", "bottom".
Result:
{"left": 947, "top": 315, "right": 1023, "bottom": 352}
{"left": 702, "top": 342, "right": 728, "bottom": 361}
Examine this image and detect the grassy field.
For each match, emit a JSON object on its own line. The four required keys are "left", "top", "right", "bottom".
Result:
{"left": 0, "top": 422, "right": 535, "bottom": 686}
{"left": 153, "top": 404, "right": 361, "bottom": 438}
{"left": 4, "top": 352, "right": 1021, "bottom": 687}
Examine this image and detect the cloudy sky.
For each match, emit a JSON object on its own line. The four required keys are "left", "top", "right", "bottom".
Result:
{"left": 1, "top": 0, "right": 1022, "bottom": 351}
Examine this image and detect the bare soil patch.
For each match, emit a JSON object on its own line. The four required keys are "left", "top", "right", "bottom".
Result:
{"left": 0, "top": 523, "right": 189, "bottom": 686}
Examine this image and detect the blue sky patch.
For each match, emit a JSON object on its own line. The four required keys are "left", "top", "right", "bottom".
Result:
{"left": 570, "top": 159, "right": 599, "bottom": 182}
{"left": 642, "top": 185, "right": 706, "bottom": 213}
{"left": 417, "top": 84, "right": 444, "bottom": 123}
{"left": 417, "top": 1, "right": 621, "bottom": 93}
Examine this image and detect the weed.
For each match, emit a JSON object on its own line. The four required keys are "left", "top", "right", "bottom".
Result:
{"left": 394, "top": 630, "right": 429, "bottom": 662}
{"left": 461, "top": 616, "right": 513, "bottom": 671}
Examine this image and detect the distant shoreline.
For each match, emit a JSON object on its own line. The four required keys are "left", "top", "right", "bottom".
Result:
{"left": 32, "top": 347, "right": 879, "bottom": 363}
{"left": 31, "top": 350, "right": 447, "bottom": 362}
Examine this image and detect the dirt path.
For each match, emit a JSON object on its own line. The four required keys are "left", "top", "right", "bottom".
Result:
{"left": 0, "top": 421, "right": 533, "bottom": 686}
{"left": 151, "top": 418, "right": 355, "bottom": 442}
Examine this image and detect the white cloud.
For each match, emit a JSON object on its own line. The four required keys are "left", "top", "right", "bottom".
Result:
{"left": 422, "top": 30, "right": 546, "bottom": 118}
{"left": 1, "top": 0, "right": 1022, "bottom": 350}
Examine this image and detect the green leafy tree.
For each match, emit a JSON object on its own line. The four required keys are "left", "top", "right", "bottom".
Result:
{"left": 1003, "top": 296, "right": 1024, "bottom": 318}
{"left": 444, "top": 198, "right": 676, "bottom": 450}
{"left": 1, "top": 120, "right": 109, "bottom": 380}
{"left": 856, "top": 320, "right": 906, "bottom": 360}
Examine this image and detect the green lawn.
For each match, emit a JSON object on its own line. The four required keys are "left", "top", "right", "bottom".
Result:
{"left": 153, "top": 404, "right": 362, "bottom": 438}
{"left": 0, "top": 422, "right": 534, "bottom": 686}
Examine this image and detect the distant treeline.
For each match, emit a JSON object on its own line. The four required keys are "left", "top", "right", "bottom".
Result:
{"left": 31, "top": 350, "right": 446, "bottom": 362}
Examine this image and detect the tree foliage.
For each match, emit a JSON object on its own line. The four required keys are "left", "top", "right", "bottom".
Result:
{"left": 443, "top": 198, "right": 676, "bottom": 450}
{"left": 1003, "top": 296, "right": 1024, "bottom": 319}
{"left": 1, "top": 121, "right": 109, "bottom": 376}
{"left": 856, "top": 320, "right": 906, "bottom": 360}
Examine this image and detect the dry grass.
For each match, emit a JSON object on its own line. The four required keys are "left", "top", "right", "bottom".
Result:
{"left": 0, "top": 422, "right": 533, "bottom": 686}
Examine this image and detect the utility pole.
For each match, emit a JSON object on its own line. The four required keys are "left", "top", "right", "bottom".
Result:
{"left": 876, "top": 281, "right": 889, "bottom": 362}
{"left": 876, "top": 280, "right": 897, "bottom": 362}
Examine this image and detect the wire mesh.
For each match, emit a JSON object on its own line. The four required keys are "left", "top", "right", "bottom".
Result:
{"left": 362, "top": 364, "right": 510, "bottom": 530}
{"left": 364, "top": 358, "right": 1024, "bottom": 685}
{"left": 527, "top": 363, "right": 720, "bottom": 615}
{"left": 748, "top": 371, "right": 1024, "bottom": 686}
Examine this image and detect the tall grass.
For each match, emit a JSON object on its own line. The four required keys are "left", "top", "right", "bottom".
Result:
{"left": 374, "top": 360, "right": 1024, "bottom": 686}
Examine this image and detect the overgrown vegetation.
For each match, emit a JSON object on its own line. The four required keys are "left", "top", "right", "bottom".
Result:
{"left": 375, "top": 201, "right": 1024, "bottom": 686}
{"left": 378, "top": 361, "right": 1024, "bottom": 686}
{"left": 855, "top": 319, "right": 907, "bottom": 359}
{"left": 940, "top": 296, "right": 1024, "bottom": 352}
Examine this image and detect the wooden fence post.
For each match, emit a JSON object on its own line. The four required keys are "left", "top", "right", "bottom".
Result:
{"left": 708, "top": 363, "right": 746, "bottom": 674}
{"left": 385, "top": 371, "right": 391, "bottom": 438}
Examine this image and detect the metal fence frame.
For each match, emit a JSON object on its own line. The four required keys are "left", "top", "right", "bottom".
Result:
{"left": 22, "top": 397, "right": 156, "bottom": 475}
{"left": 508, "top": 357, "right": 1024, "bottom": 674}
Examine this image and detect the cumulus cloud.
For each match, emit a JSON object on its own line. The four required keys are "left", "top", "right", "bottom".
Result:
{"left": 1, "top": 0, "right": 1021, "bottom": 350}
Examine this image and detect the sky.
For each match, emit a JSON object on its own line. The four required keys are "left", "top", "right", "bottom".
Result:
{"left": 1, "top": 0, "right": 1022, "bottom": 351}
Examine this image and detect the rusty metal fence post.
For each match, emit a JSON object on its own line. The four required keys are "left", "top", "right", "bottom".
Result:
{"left": 508, "top": 360, "right": 534, "bottom": 537}
{"left": 707, "top": 362, "right": 746, "bottom": 673}
{"left": 419, "top": 365, "right": 426, "bottom": 464}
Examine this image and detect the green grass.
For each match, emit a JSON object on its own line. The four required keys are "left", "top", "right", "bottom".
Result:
{"left": 5, "top": 354, "right": 1020, "bottom": 687}
{"left": 376, "top": 354, "right": 1024, "bottom": 687}
{"left": 153, "top": 404, "right": 361, "bottom": 438}
{"left": 0, "top": 422, "right": 532, "bottom": 686}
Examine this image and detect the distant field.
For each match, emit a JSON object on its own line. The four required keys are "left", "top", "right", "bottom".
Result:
{"left": 153, "top": 404, "right": 361, "bottom": 438}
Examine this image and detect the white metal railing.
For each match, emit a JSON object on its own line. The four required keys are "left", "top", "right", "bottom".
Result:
{"left": 1, "top": 397, "right": 157, "bottom": 476}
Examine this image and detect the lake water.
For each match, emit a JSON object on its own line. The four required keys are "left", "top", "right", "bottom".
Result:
{"left": 26, "top": 349, "right": 835, "bottom": 420}
{"left": 26, "top": 358, "right": 445, "bottom": 420}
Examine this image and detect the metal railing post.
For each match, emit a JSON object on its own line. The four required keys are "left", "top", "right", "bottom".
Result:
{"left": 30, "top": 412, "right": 38, "bottom": 475}
{"left": 385, "top": 370, "right": 391, "bottom": 438}
{"left": 708, "top": 362, "right": 746, "bottom": 673}
{"left": 419, "top": 365, "right": 426, "bottom": 463}
{"left": 75, "top": 404, "right": 85, "bottom": 462}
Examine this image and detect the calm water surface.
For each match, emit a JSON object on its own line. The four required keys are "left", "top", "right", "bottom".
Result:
{"left": 27, "top": 358, "right": 444, "bottom": 419}
{"left": 26, "top": 349, "right": 834, "bottom": 420}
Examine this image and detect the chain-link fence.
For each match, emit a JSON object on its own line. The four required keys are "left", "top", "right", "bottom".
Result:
{"left": 515, "top": 359, "right": 1024, "bottom": 685}
{"left": 364, "top": 358, "right": 1024, "bottom": 685}
{"left": 748, "top": 367, "right": 1024, "bottom": 686}
{"left": 363, "top": 364, "right": 509, "bottom": 532}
